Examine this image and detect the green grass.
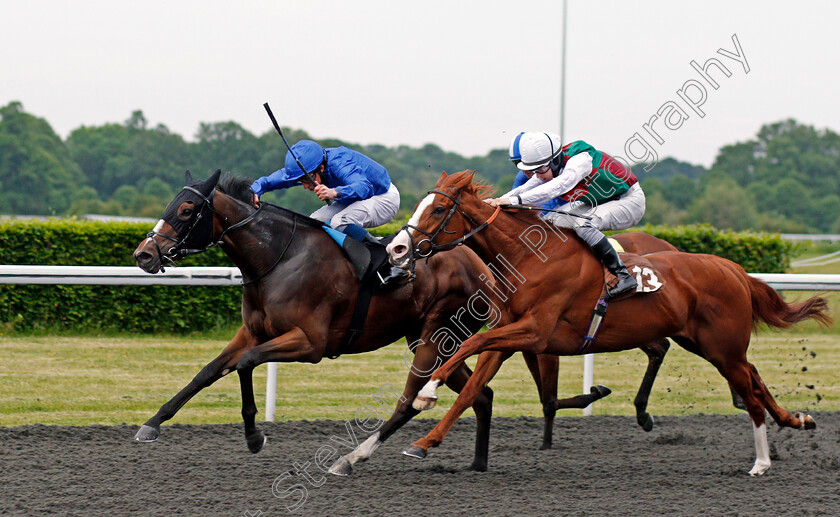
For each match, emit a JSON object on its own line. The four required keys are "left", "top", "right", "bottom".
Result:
{"left": 788, "top": 241, "right": 840, "bottom": 275}
{"left": 1, "top": 331, "right": 837, "bottom": 427}
{"left": 2, "top": 240, "right": 838, "bottom": 427}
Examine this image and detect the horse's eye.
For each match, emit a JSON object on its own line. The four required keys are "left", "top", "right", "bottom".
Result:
{"left": 178, "top": 202, "right": 196, "bottom": 221}
{"left": 433, "top": 206, "right": 445, "bottom": 215}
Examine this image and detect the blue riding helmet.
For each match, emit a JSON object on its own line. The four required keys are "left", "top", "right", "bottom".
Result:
{"left": 508, "top": 132, "right": 525, "bottom": 162}
{"left": 284, "top": 140, "right": 327, "bottom": 179}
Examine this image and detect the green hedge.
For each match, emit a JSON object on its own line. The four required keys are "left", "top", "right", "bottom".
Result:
{"left": 0, "top": 219, "right": 795, "bottom": 333}
{"left": 625, "top": 224, "right": 797, "bottom": 274}
{"left": 0, "top": 218, "right": 402, "bottom": 334}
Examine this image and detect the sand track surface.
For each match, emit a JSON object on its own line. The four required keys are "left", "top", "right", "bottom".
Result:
{"left": 2, "top": 413, "right": 839, "bottom": 516}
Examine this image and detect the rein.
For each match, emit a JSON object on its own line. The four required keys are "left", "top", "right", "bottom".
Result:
{"left": 241, "top": 214, "right": 297, "bottom": 286}
{"left": 502, "top": 204, "right": 595, "bottom": 220}
{"left": 405, "top": 189, "right": 501, "bottom": 257}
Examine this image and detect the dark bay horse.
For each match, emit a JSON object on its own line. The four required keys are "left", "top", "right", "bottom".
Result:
{"left": 132, "top": 170, "right": 499, "bottom": 474}
{"left": 130, "top": 170, "right": 655, "bottom": 474}
{"left": 387, "top": 170, "right": 831, "bottom": 476}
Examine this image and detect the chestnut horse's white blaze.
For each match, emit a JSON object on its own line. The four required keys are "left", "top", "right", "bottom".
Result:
{"left": 387, "top": 193, "right": 435, "bottom": 267}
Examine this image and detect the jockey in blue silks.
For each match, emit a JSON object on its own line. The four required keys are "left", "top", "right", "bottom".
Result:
{"left": 251, "top": 139, "right": 407, "bottom": 284}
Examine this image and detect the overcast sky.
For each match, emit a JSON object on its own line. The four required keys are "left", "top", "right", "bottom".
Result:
{"left": 2, "top": 0, "right": 838, "bottom": 169}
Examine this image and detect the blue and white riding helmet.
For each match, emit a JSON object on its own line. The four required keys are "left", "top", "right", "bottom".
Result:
{"left": 508, "top": 132, "right": 526, "bottom": 163}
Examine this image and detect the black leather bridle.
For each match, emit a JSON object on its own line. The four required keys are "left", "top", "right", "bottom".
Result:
{"left": 402, "top": 189, "right": 501, "bottom": 259}
{"left": 145, "top": 186, "right": 264, "bottom": 271}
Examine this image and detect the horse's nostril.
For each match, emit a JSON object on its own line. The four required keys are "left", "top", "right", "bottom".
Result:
{"left": 393, "top": 245, "right": 407, "bottom": 256}
{"left": 135, "top": 251, "right": 152, "bottom": 264}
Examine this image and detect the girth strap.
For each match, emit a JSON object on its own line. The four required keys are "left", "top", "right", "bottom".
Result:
{"left": 577, "top": 285, "right": 609, "bottom": 354}
{"left": 327, "top": 237, "right": 396, "bottom": 359}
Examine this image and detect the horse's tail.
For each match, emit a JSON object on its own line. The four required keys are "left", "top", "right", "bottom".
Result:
{"left": 746, "top": 274, "right": 832, "bottom": 330}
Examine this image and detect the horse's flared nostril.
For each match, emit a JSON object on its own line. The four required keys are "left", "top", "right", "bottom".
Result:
{"left": 134, "top": 250, "right": 152, "bottom": 265}
{"left": 392, "top": 244, "right": 407, "bottom": 257}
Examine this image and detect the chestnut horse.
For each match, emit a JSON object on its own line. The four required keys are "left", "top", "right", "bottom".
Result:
{"left": 386, "top": 170, "right": 830, "bottom": 476}
{"left": 527, "top": 232, "right": 677, "bottom": 450}
{"left": 130, "top": 170, "right": 659, "bottom": 474}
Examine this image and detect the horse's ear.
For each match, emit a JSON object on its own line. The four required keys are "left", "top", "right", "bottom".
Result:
{"left": 202, "top": 169, "right": 222, "bottom": 195}
{"left": 185, "top": 170, "right": 194, "bottom": 185}
{"left": 435, "top": 170, "right": 448, "bottom": 187}
{"left": 451, "top": 170, "right": 475, "bottom": 190}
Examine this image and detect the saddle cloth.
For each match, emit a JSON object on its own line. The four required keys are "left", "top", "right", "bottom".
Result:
{"left": 604, "top": 252, "right": 664, "bottom": 301}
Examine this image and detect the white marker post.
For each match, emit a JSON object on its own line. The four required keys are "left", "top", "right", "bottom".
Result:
{"left": 265, "top": 362, "right": 278, "bottom": 421}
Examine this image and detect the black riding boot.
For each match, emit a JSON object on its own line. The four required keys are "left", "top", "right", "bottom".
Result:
{"left": 591, "top": 237, "right": 637, "bottom": 299}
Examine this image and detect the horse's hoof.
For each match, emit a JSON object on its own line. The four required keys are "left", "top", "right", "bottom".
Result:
{"left": 638, "top": 413, "right": 655, "bottom": 432}
{"left": 539, "top": 442, "right": 552, "bottom": 451}
{"left": 134, "top": 425, "right": 159, "bottom": 442}
{"left": 749, "top": 460, "right": 771, "bottom": 476}
{"left": 591, "top": 384, "right": 612, "bottom": 399}
{"left": 412, "top": 395, "right": 437, "bottom": 411}
{"left": 468, "top": 461, "right": 488, "bottom": 472}
{"left": 402, "top": 444, "right": 428, "bottom": 459}
{"left": 327, "top": 457, "right": 353, "bottom": 477}
{"left": 247, "top": 431, "right": 266, "bottom": 453}
{"left": 795, "top": 412, "right": 817, "bottom": 430}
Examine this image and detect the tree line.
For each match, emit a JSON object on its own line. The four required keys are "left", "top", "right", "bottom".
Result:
{"left": 1, "top": 101, "right": 839, "bottom": 233}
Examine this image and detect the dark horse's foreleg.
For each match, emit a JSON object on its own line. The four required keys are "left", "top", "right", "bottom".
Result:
{"left": 327, "top": 335, "right": 433, "bottom": 476}
{"left": 235, "top": 327, "right": 318, "bottom": 453}
{"left": 134, "top": 325, "right": 257, "bottom": 442}
{"left": 634, "top": 339, "right": 670, "bottom": 432}
{"left": 525, "top": 353, "right": 612, "bottom": 450}
{"left": 328, "top": 336, "right": 494, "bottom": 475}
{"left": 632, "top": 338, "right": 745, "bottom": 425}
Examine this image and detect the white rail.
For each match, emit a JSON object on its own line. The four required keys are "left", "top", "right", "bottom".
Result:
{"left": 0, "top": 265, "right": 242, "bottom": 285}
{"left": 2, "top": 265, "right": 838, "bottom": 421}
{"left": 4, "top": 265, "right": 839, "bottom": 290}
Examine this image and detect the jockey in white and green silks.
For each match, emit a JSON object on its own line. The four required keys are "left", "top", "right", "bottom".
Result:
{"left": 487, "top": 131, "right": 646, "bottom": 299}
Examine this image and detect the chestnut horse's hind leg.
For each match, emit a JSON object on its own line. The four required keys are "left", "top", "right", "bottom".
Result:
{"left": 714, "top": 353, "right": 814, "bottom": 476}
{"left": 134, "top": 326, "right": 257, "bottom": 443}
{"left": 729, "top": 384, "right": 747, "bottom": 411}
{"left": 634, "top": 338, "right": 670, "bottom": 432}
{"left": 745, "top": 363, "right": 816, "bottom": 431}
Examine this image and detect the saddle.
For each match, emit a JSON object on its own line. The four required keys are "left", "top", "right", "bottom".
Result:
{"left": 321, "top": 228, "right": 410, "bottom": 358}
{"left": 580, "top": 251, "right": 664, "bottom": 354}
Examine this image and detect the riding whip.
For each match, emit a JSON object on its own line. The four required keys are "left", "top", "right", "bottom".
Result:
{"left": 263, "top": 102, "right": 333, "bottom": 205}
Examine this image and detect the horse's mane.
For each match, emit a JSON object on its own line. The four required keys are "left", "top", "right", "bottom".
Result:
{"left": 441, "top": 170, "right": 550, "bottom": 226}
{"left": 441, "top": 170, "right": 495, "bottom": 200}
{"left": 216, "top": 173, "right": 326, "bottom": 229}
{"left": 217, "top": 173, "right": 255, "bottom": 204}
